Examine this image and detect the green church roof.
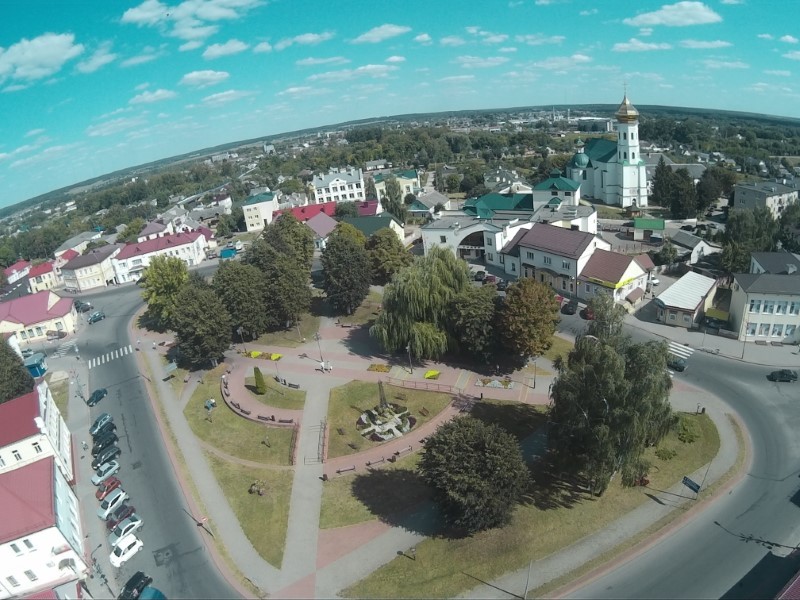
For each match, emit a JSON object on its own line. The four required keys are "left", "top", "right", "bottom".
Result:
{"left": 244, "top": 192, "right": 275, "bottom": 205}
{"left": 533, "top": 172, "right": 580, "bottom": 192}
{"left": 582, "top": 138, "right": 618, "bottom": 163}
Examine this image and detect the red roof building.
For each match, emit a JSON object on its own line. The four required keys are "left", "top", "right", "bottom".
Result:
{"left": 27, "top": 262, "right": 58, "bottom": 294}
{"left": 0, "top": 457, "right": 55, "bottom": 544}
{"left": 111, "top": 231, "right": 208, "bottom": 284}
{"left": 275, "top": 201, "right": 337, "bottom": 222}
{"left": 4, "top": 259, "right": 30, "bottom": 285}
{"left": 59, "top": 249, "right": 78, "bottom": 261}
{"left": 27, "top": 263, "right": 54, "bottom": 278}
{"left": 0, "top": 291, "right": 74, "bottom": 342}
{"left": 356, "top": 200, "right": 381, "bottom": 217}
{"left": 0, "top": 389, "right": 40, "bottom": 448}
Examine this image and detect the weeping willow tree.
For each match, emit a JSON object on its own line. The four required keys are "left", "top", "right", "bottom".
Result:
{"left": 370, "top": 246, "right": 471, "bottom": 359}
{"left": 550, "top": 332, "right": 675, "bottom": 496}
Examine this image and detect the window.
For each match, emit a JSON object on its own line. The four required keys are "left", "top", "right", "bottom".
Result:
{"left": 10, "top": 543, "right": 20, "bottom": 554}
{"left": 786, "top": 324, "right": 797, "bottom": 337}
{"left": 487, "top": 238, "right": 492, "bottom": 246}
{"left": 632, "top": 152, "right": 636, "bottom": 160}
{"left": 12, "top": 450, "right": 21, "bottom": 461}
{"left": 763, "top": 300, "right": 775, "bottom": 314}
{"left": 0, "top": 455, "right": 4, "bottom": 467}
{"left": 543, "top": 256, "right": 552, "bottom": 265}
{"left": 582, "top": 171, "right": 587, "bottom": 180}
{"left": 749, "top": 299, "right": 761, "bottom": 313}
{"left": 623, "top": 132, "right": 627, "bottom": 140}
{"left": 683, "top": 314, "right": 692, "bottom": 324}
{"left": 20, "top": 331, "right": 27, "bottom": 340}
{"left": 562, "top": 260, "right": 570, "bottom": 269}
{"left": 526, "top": 251, "right": 535, "bottom": 261}
{"left": 6, "top": 577, "right": 19, "bottom": 588}
{"left": 24, "top": 570, "right": 37, "bottom": 582}
{"left": 746, "top": 322, "right": 757, "bottom": 336}
{"left": 790, "top": 301, "right": 800, "bottom": 315}
{"left": 511, "top": 263, "right": 516, "bottom": 272}
{"left": 772, "top": 324, "right": 784, "bottom": 337}
{"left": 668, "top": 311, "right": 676, "bottom": 321}
{"left": 776, "top": 301, "right": 788, "bottom": 315}
{"left": 32, "top": 442, "right": 42, "bottom": 454}
{"left": 624, "top": 152, "right": 628, "bottom": 159}
{"left": 758, "top": 323, "right": 770, "bottom": 336}
{"left": 23, "top": 539, "right": 33, "bottom": 550}
{"left": 500, "top": 255, "right": 505, "bottom": 264}
{"left": 551, "top": 191, "right": 558, "bottom": 196}
{"left": 487, "top": 253, "right": 493, "bottom": 261}
{"left": 565, "top": 191, "right": 572, "bottom": 197}
{"left": 561, "top": 280, "right": 567, "bottom": 290}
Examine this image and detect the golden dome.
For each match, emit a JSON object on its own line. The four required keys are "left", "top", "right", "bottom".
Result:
{"left": 615, "top": 94, "right": 639, "bottom": 123}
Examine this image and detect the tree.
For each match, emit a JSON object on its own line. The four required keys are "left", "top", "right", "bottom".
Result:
{"left": 498, "top": 278, "right": 560, "bottom": 368}
{"left": 170, "top": 282, "right": 233, "bottom": 367}
{"left": 419, "top": 416, "right": 530, "bottom": 533}
{"left": 446, "top": 174, "right": 460, "bottom": 193}
{"left": 365, "top": 177, "right": 378, "bottom": 199}
{"left": 215, "top": 216, "right": 232, "bottom": 238}
{"left": 365, "top": 228, "right": 413, "bottom": 284}
{"left": 585, "top": 293, "right": 628, "bottom": 346}
{"left": 334, "top": 201, "right": 359, "bottom": 219}
{"left": 669, "top": 168, "right": 698, "bottom": 219}
{"left": 721, "top": 207, "right": 780, "bottom": 271}
{"left": 651, "top": 157, "right": 676, "bottom": 207}
{"left": 404, "top": 193, "right": 417, "bottom": 206}
{"left": 321, "top": 224, "right": 371, "bottom": 314}
{"left": 213, "top": 261, "right": 277, "bottom": 338}
{"left": 261, "top": 213, "right": 314, "bottom": 269}
{"left": 695, "top": 169, "right": 722, "bottom": 214}
{"left": 371, "top": 246, "right": 472, "bottom": 359}
{"left": 245, "top": 238, "right": 311, "bottom": 327}
{"left": 118, "top": 218, "right": 145, "bottom": 244}
{"left": 0, "top": 340, "right": 35, "bottom": 404}
{"left": 141, "top": 256, "right": 189, "bottom": 329}
{"left": 450, "top": 285, "right": 499, "bottom": 363}
{"left": 656, "top": 239, "right": 678, "bottom": 270}
{"left": 380, "top": 176, "right": 407, "bottom": 223}
{"left": 253, "top": 366, "right": 267, "bottom": 394}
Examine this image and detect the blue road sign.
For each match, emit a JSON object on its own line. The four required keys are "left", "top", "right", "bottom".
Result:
{"left": 682, "top": 475, "right": 700, "bottom": 494}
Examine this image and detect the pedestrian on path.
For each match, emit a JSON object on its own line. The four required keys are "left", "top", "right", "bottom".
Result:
{"left": 81, "top": 441, "right": 88, "bottom": 451}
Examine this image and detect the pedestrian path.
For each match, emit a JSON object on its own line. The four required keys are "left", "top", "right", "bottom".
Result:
{"left": 87, "top": 344, "right": 134, "bottom": 369}
{"left": 51, "top": 338, "right": 78, "bottom": 357}
{"left": 667, "top": 340, "right": 694, "bottom": 360}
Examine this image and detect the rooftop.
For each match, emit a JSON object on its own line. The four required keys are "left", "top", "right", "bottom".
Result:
{"left": 751, "top": 250, "right": 800, "bottom": 275}
{"left": 341, "top": 214, "right": 402, "bottom": 238}
{"left": 114, "top": 231, "right": 204, "bottom": 261}
{"left": 670, "top": 230, "right": 707, "bottom": 250}
{"left": 507, "top": 223, "right": 600, "bottom": 260}
{"left": 27, "top": 262, "right": 54, "bottom": 278}
{"left": 0, "top": 457, "right": 55, "bottom": 544}
{"left": 0, "top": 290, "right": 72, "bottom": 326}
{"left": 277, "top": 201, "right": 337, "bottom": 222}
{"left": 138, "top": 221, "right": 168, "bottom": 238}
{"left": 634, "top": 217, "right": 665, "bottom": 231}
{"left": 304, "top": 212, "right": 338, "bottom": 239}
{"left": 312, "top": 167, "right": 363, "bottom": 188}
{"left": 54, "top": 231, "right": 101, "bottom": 254}
{"left": 655, "top": 271, "right": 716, "bottom": 311}
{"left": 0, "top": 387, "right": 40, "bottom": 447}
{"left": 3, "top": 259, "right": 30, "bottom": 277}
{"left": 244, "top": 192, "right": 276, "bottom": 206}
{"left": 583, "top": 138, "right": 617, "bottom": 164}
{"left": 735, "top": 178, "right": 800, "bottom": 196}
{"left": 580, "top": 249, "right": 640, "bottom": 284}
{"left": 62, "top": 244, "right": 121, "bottom": 270}
{"left": 533, "top": 170, "right": 580, "bottom": 192}
{"left": 735, "top": 273, "right": 800, "bottom": 295}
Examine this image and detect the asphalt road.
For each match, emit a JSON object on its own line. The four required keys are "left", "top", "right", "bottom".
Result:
{"left": 559, "top": 312, "right": 800, "bottom": 599}
{"left": 78, "top": 281, "right": 236, "bottom": 599}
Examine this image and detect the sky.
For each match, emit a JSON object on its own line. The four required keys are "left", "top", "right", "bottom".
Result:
{"left": 0, "top": 0, "right": 798, "bottom": 208}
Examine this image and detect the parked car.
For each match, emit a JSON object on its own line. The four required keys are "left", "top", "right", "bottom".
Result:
{"left": 496, "top": 279, "right": 508, "bottom": 291}
{"left": 74, "top": 300, "right": 93, "bottom": 313}
{"left": 92, "top": 420, "right": 117, "bottom": 441}
{"left": 562, "top": 302, "right": 577, "bottom": 315}
{"left": 768, "top": 369, "right": 798, "bottom": 382}
{"left": 92, "top": 432, "right": 119, "bottom": 457}
{"left": 92, "top": 445, "right": 121, "bottom": 470}
{"left": 88, "top": 310, "right": 106, "bottom": 324}
{"left": 109, "top": 534, "right": 143, "bottom": 568}
{"left": 680, "top": 224, "right": 694, "bottom": 231}
{"left": 106, "top": 504, "right": 137, "bottom": 531}
{"left": 703, "top": 316, "right": 728, "bottom": 330}
{"left": 87, "top": 388, "right": 108, "bottom": 407}
{"left": 482, "top": 274, "right": 498, "bottom": 285}
{"left": 581, "top": 306, "right": 595, "bottom": 320}
{"left": 91, "top": 460, "right": 120, "bottom": 486}
{"left": 650, "top": 277, "right": 661, "bottom": 287}
{"left": 474, "top": 270, "right": 486, "bottom": 282}
{"left": 119, "top": 571, "right": 153, "bottom": 599}
{"left": 90, "top": 413, "right": 113, "bottom": 436}
{"left": 96, "top": 476, "right": 122, "bottom": 501}
{"left": 667, "top": 356, "right": 688, "bottom": 372}
{"left": 21, "top": 348, "right": 34, "bottom": 358}
{"left": 97, "top": 488, "right": 129, "bottom": 520}
{"left": 109, "top": 514, "right": 144, "bottom": 547}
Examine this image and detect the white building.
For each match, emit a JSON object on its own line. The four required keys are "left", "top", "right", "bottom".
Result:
{"left": 112, "top": 231, "right": 208, "bottom": 284}
{"left": 61, "top": 244, "right": 122, "bottom": 291}
{"left": 654, "top": 271, "right": 717, "bottom": 328}
{"left": 312, "top": 167, "right": 365, "bottom": 204}
{"left": 373, "top": 169, "right": 420, "bottom": 199}
{"left": 733, "top": 179, "right": 799, "bottom": 219}
{"left": 243, "top": 192, "right": 279, "bottom": 233}
{"left": 578, "top": 248, "right": 648, "bottom": 305}
{"left": 3, "top": 260, "right": 30, "bottom": 285}
{"left": 567, "top": 95, "right": 649, "bottom": 208}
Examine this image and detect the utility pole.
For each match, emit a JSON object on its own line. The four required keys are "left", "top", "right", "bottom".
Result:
{"left": 314, "top": 332, "right": 324, "bottom": 363}
{"left": 406, "top": 343, "right": 413, "bottom": 374}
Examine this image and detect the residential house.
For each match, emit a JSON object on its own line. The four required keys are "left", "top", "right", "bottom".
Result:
{"left": 532, "top": 169, "right": 581, "bottom": 207}
{"left": 3, "top": 260, "right": 30, "bottom": 285}
{"left": 112, "top": 231, "right": 208, "bottom": 284}
{"left": 304, "top": 213, "right": 338, "bottom": 250}
{"left": 499, "top": 223, "right": 611, "bottom": 296}
{"left": 632, "top": 217, "right": 665, "bottom": 242}
{"left": 356, "top": 200, "right": 382, "bottom": 216}
{"left": 0, "top": 291, "right": 76, "bottom": 344}
{"left": 0, "top": 458, "right": 87, "bottom": 599}
{"left": 26, "top": 262, "right": 58, "bottom": 294}
{"left": 483, "top": 167, "right": 532, "bottom": 194}
{"left": 136, "top": 220, "right": 174, "bottom": 242}
{"left": 243, "top": 192, "right": 279, "bottom": 233}
{"left": 312, "top": 167, "right": 365, "bottom": 204}
{"left": 365, "top": 159, "right": 390, "bottom": 171}
{"left": 340, "top": 214, "right": 405, "bottom": 244}
{"left": 578, "top": 249, "right": 648, "bottom": 305}
{"left": 53, "top": 231, "right": 101, "bottom": 260}
{"left": 669, "top": 230, "right": 721, "bottom": 265}
{"left": 654, "top": 271, "right": 717, "bottom": 328}
{"left": 733, "top": 179, "right": 800, "bottom": 219}
{"left": 373, "top": 169, "right": 420, "bottom": 200}
{"left": 415, "top": 191, "right": 451, "bottom": 213}
{"left": 61, "top": 244, "right": 122, "bottom": 292}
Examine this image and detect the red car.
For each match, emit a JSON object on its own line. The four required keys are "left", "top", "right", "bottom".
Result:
{"left": 95, "top": 476, "right": 121, "bottom": 501}
{"left": 106, "top": 504, "right": 136, "bottom": 531}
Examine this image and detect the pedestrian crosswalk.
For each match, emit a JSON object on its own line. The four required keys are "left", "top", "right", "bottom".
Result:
{"left": 667, "top": 341, "right": 694, "bottom": 360}
{"left": 88, "top": 345, "right": 134, "bottom": 370}
{"left": 51, "top": 339, "right": 78, "bottom": 358}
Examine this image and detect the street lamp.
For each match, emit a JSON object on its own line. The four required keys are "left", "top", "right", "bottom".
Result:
{"left": 314, "top": 332, "right": 324, "bottom": 363}
{"left": 237, "top": 326, "right": 246, "bottom": 352}
{"left": 406, "top": 343, "right": 413, "bottom": 374}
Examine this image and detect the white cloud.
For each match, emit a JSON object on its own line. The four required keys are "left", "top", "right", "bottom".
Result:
{"left": 351, "top": 24, "right": 411, "bottom": 44}
{"left": 765, "top": 69, "right": 791, "bottom": 76}
{"left": 780, "top": 35, "right": 799, "bottom": 44}
{"left": 746, "top": 82, "right": 769, "bottom": 93}
{"left": 386, "top": 55, "right": 405, "bottom": 63}
{"left": 613, "top": 38, "right": 672, "bottom": 52}
{"left": 307, "top": 64, "right": 398, "bottom": 82}
{"left": 200, "top": 89, "right": 253, "bottom": 106}
{"left": 0, "top": 33, "right": 84, "bottom": 82}
{"left": 757, "top": 33, "right": 774, "bottom": 40}
{"left": 129, "top": 88, "right": 177, "bottom": 104}
{"left": 702, "top": 59, "right": 748, "bottom": 69}
{"left": 638, "top": 28, "right": 654, "bottom": 36}
{"left": 202, "top": 39, "right": 249, "bottom": 59}
{"left": 440, "top": 36, "right": 466, "bottom": 47}
{"left": 76, "top": 42, "right": 117, "bottom": 74}
{"left": 720, "top": 0, "right": 743, "bottom": 4}
{"left": 783, "top": 51, "right": 800, "bottom": 60}
{"left": 579, "top": 8, "right": 598, "bottom": 16}
{"left": 277, "top": 85, "right": 331, "bottom": 97}
{"left": 455, "top": 55, "right": 510, "bottom": 68}
{"left": 179, "top": 40, "right": 204, "bottom": 52}
{"left": 532, "top": 53, "right": 592, "bottom": 70}
{"left": 499, "top": 47, "right": 517, "bottom": 53}
{"left": 10, "top": 143, "right": 81, "bottom": 169}
{"left": 121, "top": 0, "right": 166, "bottom": 26}
{"left": 86, "top": 116, "right": 147, "bottom": 137}
{"left": 25, "top": 128, "right": 45, "bottom": 138}
{"left": 275, "top": 31, "right": 335, "bottom": 51}
{"left": 180, "top": 69, "right": 229, "bottom": 87}
{"left": 623, "top": 2, "right": 722, "bottom": 27}
{"left": 414, "top": 33, "right": 432, "bottom": 45}
{"left": 295, "top": 56, "right": 350, "bottom": 66}
{"left": 121, "top": 47, "right": 163, "bottom": 67}
{"left": 679, "top": 39, "right": 731, "bottom": 49}
{"left": 465, "top": 28, "right": 509, "bottom": 44}
{"left": 439, "top": 75, "right": 475, "bottom": 83}
{"left": 253, "top": 42, "right": 272, "bottom": 53}
{"left": 2, "top": 84, "right": 28, "bottom": 93}
{"left": 135, "top": 82, "right": 150, "bottom": 91}
{"left": 515, "top": 34, "right": 565, "bottom": 46}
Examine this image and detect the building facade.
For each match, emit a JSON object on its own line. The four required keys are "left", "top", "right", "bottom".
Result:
{"left": 578, "top": 248, "right": 647, "bottom": 304}
{"left": 312, "top": 168, "right": 365, "bottom": 204}
{"left": 243, "top": 192, "right": 279, "bottom": 232}
{"left": 654, "top": 271, "right": 717, "bottom": 328}
{"left": 112, "top": 231, "right": 208, "bottom": 284}
{"left": 0, "top": 291, "right": 76, "bottom": 343}
{"left": 733, "top": 179, "right": 799, "bottom": 219}
{"left": 61, "top": 245, "right": 122, "bottom": 292}
{"left": 373, "top": 169, "right": 420, "bottom": 199}
{"left": 26, "top": 262, "right": 59, "bottom": 294}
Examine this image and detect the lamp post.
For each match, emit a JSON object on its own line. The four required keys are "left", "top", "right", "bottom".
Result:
{"left": 314, "top": 332, "right": 323, "bottom": 363}
{"left": 406, "top": 343, "right": 413, "bottom": 374}
{"left": 237, "top": 326, "right": 246, "bottom": 352}
{"left": 533, "top": 359, "right": 537, "bottom": 389}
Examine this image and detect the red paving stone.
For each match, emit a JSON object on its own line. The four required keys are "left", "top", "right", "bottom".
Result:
{"left": 317, "top": 520, "right": 392, "bottom": 570}
{"left": 276, "top": 572, "right": 316, "bottom": 599}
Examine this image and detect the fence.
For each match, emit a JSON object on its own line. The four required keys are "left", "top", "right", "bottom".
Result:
{"left": 289, "top": 423, "right": 300, "bottom": 466}
{"left": 385, "top": 377, "right": 454, "bottom": 393}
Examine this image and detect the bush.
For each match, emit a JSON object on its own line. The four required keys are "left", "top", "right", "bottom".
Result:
{"left": 677, "top": 415, "right": 700, "bottom": 444}
{"left": 621, "top": 458, "right": 652, "bottom": 488}
{"left": 655, "top": 446, "right": 677, "bottom": 461}
{"left": 254, "top": 366, "right": 267, "bottom": 395}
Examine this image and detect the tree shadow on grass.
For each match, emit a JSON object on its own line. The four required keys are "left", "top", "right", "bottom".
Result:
{"left": 470, "top": 401, "right": 548, "bottom": 441}
{"left": 340, "top": 324, "right": 394, "bottom": 362}
{"left": 136, "top": 308, "right": 169, "bottom": 334}
{"left": 350, "top": 468, "right": 460, "bottom": 538}
{"left": 520, "top": 453, "right": 590, "bottom": 511}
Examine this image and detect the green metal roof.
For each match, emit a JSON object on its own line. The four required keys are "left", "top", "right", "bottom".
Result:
{"left": 393, "top": 169, "right": 418, "bottom": 180}
{"left": 407, "top": 199, "right": 431, "bottom": 212}
{"left": 533, "top": 173, "right": 580, "bottom": 192}
{"left": 244, "top": 192, "right": 275, "bottom": 205}
{"left": 583, "top": 138, "right": 617, "bottom": 163}
{"left": 340, "top": 214, "right": 401, "bottom": 237}
{"left": 633, "top": 217, "right": 665, "bottom": 230}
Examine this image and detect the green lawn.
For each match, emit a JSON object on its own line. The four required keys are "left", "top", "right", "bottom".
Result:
{"left": 344, "top": 413, "right": 719, "bottom": 599}
{"left": 183, "top": 365, "right": 294, "bottom": 465}
{"left": 544, "top": 335, "right": 573, "bottom": 363}
{"left": 327, "top": 382, "right": 451, "bottom": 459}
{"left": 339, "top": 291, "right": 383, "bottom": 326}
{"left": 205, "top": 453, "right": 293, "bottom": 568}
{"left": 46, "top": 375, "right": 69, "bottom": 422}
{"left": 253, "top": 314, "right": 321, "bottom": 348}
{"left": 244, "top": 374, "right": 306, "bottom": 410}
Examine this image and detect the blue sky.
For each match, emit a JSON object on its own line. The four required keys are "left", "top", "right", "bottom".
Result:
{"left": 0, "top": 0, "right": 798, "bottom": 208}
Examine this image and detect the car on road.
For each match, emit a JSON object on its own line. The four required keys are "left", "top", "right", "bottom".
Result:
{"left": 90, "top": 413, "right": 113, "bottom": 436}
{"left": 92, "top": 432, "right": 119, "bottom": 457}
{"left": 106, "top": 504, "right": 137, "bottom": 531}
{"left": 92, "top": 445, "right": 121, "bottom": 470}
{"left": 92, "top": 420, "right": 116, "bottom": 441}
{"left": 88, "top": 310, "right": 105, "bottom": 324}
{"left": 496, "top": 279, "right": 508, "bottom": 291}
{"left": 667, "top": 356, "right": 688, "bottom": 372}
{"left": 119, "top": 571, "right": 153, "bottom": 599}
{"left": 562, "top": 302, "right": 577, "bottom": 315}
{"left": 482, "top": 274, "right": 498, "bottom": 285}
{"left": 96, "top": 476, "right": 121, "bottom": 500}
{"left": 74, "top": 300, "right": 93, "bottom": 313}
{"left": 87, "top": 388, "right": 108, "bottom": 407}
{"left": 109, "top": 534, "right": 143, "bottom": 568}
{"left": 581, "top": 306, "right": 595, "bottom": 320}
{"left": 474, "top": 270, "right": 486, "bottom": 282}
{"left": 91, "top": 460, "right": 120, "bottom": 486}
{"left": 97, "top": 488, "right": 129, "bottom": 520}
{"left": 650, "top": 277, "right": 661, "bottom": 287}
{"left": 768, "top": 369, "right": 798, "bottom": 382}
{"left": 109, "top": 514, "right": 144, "bottom": 547}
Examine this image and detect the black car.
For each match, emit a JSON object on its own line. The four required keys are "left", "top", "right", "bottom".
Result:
{"left": 90, "top": 413, "right": 113, "bottom": 436}
{"left": 496, "top": 279, "right": 508, "bottom": 291}
{"left": 667, "top": 356, "right": 688, "bottom": 372}
{"left": 769, "top": 369, "right": 798, "bottom": 382}
{"left": 92, "top": 445, "right": 121, "bottom": 470}
{"left": 92, "top": 433, "right": 119, "bottom": 457}
{"left": 474, "top": 270, "right": 486, "bottom": 282}
{"left": 87, "top": 388, "right": 108, "bottom": 407}
{"left": 74, "top": 300, "right": 93, "bottom": 313}
{"left": 562, "top": 302, "right": 577, "bottom": 315}
{"left": 92, "top": 420, "right": 117, "bottom": 441}
{"left": 119, "top": 571, "right": 153, "bottom": 599}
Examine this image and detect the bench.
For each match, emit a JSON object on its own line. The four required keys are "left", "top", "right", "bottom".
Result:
{"left": 347, "top": 442, "right": 359, "bottom": 450}
{"left": 240, "top": 408, "right": 252, "bottom": 416}
{"left": 419, "top": 407, "right": 429, "bottom": 417}
{"left": 396, "top": 393, "right": 407, "bottom": 402}
{"left": 278, "top": 418, "right": 294, "bottom": 424}
{"left": 366, "top": 457, "right": 385, "bottom": 467}
{"left": 771, "top": 341, "right": 784, "bottom": 347}
{"left": 258, "top": 415, "right": 270, "bottom": 421}
{"left": 336, "top": 465, "right": 356, "bottom": 474}
{"left": 232, "top": 401, "right": 241, "bottom": 410}
{"left": 288, "top": 383, "right": 300, "bottom": 389}
{"left": 755, "top": 340, "right": 768, "bottom": 346}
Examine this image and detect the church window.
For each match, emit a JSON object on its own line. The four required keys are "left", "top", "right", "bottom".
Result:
{"left": 631, "top": 132, "right": 635, "bottom": 140}
{"left": 582, "top": 171, "right": 586, "bottom": 180}
{"left": 623, "top": 132, "right": 627, "bottom": 140}
{"left": 632, "top": 152, "right": 635, "bottom": 159}
{"left": 624, "top": 152, "right": 627, "bottom": 159}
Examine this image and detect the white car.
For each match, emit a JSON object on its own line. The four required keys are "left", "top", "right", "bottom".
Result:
{"left": 109, "top": 534, "right": 143, "bottom": 568}
{"left": 650, "top": 277, "right": 661, "bottom": 286}
{"left": 97, "top": 488, "right": 128, "bottom": 520}
{"left": 109, "top": 515, "right": 144, "bottom": 547}
{"left": 91, "top": 460, "right": 120, "bottom": 486}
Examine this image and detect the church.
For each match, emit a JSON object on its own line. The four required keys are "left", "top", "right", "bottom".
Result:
{"left": 566, "top": 94, "right": 649, "bottom": 209}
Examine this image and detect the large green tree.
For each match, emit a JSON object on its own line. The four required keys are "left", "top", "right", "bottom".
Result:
{"left": 262, "top": 213, "right": 315, "bottom": 269}
{"left": 171, "top": 282, "right": 233, "bottom": 367}
{"left": 450, "top": 285, "right": 499, "bottom": 363}
{"left": 213, "top": 261, "right": 276, "bottom": 339}
{"left": 321, "top": 224, "right": 371, "bottom": 315}
{"left": 669, "top": 168, "right": 698, "bottom": 219}
{"left": 141, "top": 255, "right": 189, "bottom": 329}
{"left": 365, "top": 177, "right": 378, "bottom": 199}
{"left": 380, "top": 176, "right": 408, "bottom": 223}
{"left": 651, "top": 157, "right": 676, "bottom": 208}
{"left": 370, "top": 246, "right": 471, "bottom": 359}
{"left": 419, "top": 416, "right": 530, "bottom": 532}
{"left": 498, "top": 278, "right": 559, "bottom": 367}
{"left": 720, "top": 207, "right": 780, "bottom": 272}
{"left": 695, "top": 169, "right": 722, "bottom": 213}
{"left": 365, "top": 228, "right": 412, "bottom": 284}
{"left": 0, "top": 340, "right": 35, "bottom": 404}
{"left": 334, "top": 201, "right": 359, "bottom": 219}
{"left": 245, "top": 238, "right": 311, "bottom": 327}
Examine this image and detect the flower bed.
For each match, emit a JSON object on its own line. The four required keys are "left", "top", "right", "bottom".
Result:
{"left": 247, "top": 350, "right": 263, "bottom": 359}
{"left": 476, "top": 377, "right": 515, "bottom": 389}
{"left": 269, "top": 353, "right": 282, "bottom": 361}
{"left": 367, "top": 364, "right": 391, "bottom": 373}
{"left": 424, "top": 370, "right": 440, "bottom": 380}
